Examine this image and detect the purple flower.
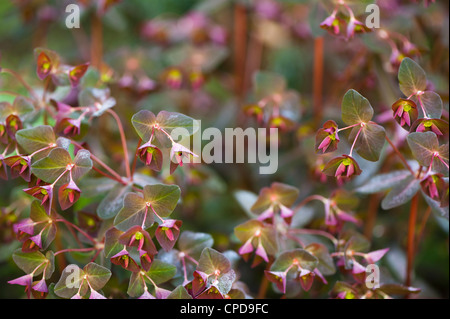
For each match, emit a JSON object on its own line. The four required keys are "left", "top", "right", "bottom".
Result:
{"left": 169, "top": 142, "right": 198, "bottom": 174}
{"left": 316, "top": 120, "right": 340, "bottom": 154}
{"left": 138, "top": 141, "right": 163, "bottom": 171}
{"left": 23, "top": 184, "right": 54, "bottom": 214}
{"left": 4, "top": 155, "right": 31, "bottom": 182}
{"left": 320, "top": 10, "right": 341, "bottom": 35}
{"left": 392, "top": 99, "right": 418, "bottom": 131}
{"left": 323, "top": 155, "right": 362, "bottom": 182}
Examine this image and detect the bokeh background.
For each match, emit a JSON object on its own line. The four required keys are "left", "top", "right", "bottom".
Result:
{"left": 0, "top": 0, "right": 448, "bottom": 298}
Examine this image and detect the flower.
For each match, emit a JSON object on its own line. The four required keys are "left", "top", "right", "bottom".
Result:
{"left": 322, "top": 155, "right": 362, "bottom": 182}
{"left": 58, "top": 179, "right": 81, "bottom": 210}
{"left": 164, "top": 68, "right": 183, "bottom": 89}
{"left": 392, "top": 99, "right": 418, "bottom": 131}
{"left": 411, "top": 118, "right": 448, "bottom": 137}
{"left": 320, "top": 10, "right": 341, "bottom": 36}
{"left": 346, "top": 16, "right": 371, "bottom": 40}
{"left": 315, "top": 120, "right": 340, "bottom": 154}
{"left": 138, "top": 142, "right": 163, "bottom": 171}
{"left": 118, "top": 226, "right": 157, "bottom": 256}
{"left": 155, "top": 219, "right": 182, "bottom": 252}
{"left": 111, "top": 249, "right": 140, "bottom": 272}
{"left": 4, "top": 155, "right": 31, "bottom": 182}
{"left": 23, "top": 184, "right": 54, "bottom": 214}
{"left": 169, "top": 142, "right": 198, "bottom": 174}
{"left": 58, "top": 117, "right": 82, "bottom": 136}
{"left": 421, "top": 174, "right": 447, "bottom": 202}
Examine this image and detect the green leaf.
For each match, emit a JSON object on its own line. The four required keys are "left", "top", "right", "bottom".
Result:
{"left": 412, "top": 91, "right": 443, "bottom": 119}
{"left": 31, "top": 148, "right": 92, "bottom": 184}
{"left": 15, "top": 125, "right": 56, "bottom": 154}
{"left": 131, "top": 110, "right": 157, "bottom": 141}
{"left": 127, "top": 272, "right": 146, "bottom": 298}
{"left": 422, "top": 191, "right": 449, "bottom": 220}
{"left": 97, "top": 184, "right": 132, "bottom": 220}
{"left": 341, "top": 89, "right": 374, "bottom": 125}
{"left": 83, "top": 262, "right": 111, "bottom": 290}
{"left": 145, "top": 259, "right": 177, "bottom": 285}
{"left": 234, "top": 219, "right": 278, "bottom": 256}
{"left": 143, "top": 184, "right": 181, "bottom": 218}
{"left": 349, "top": 122, "right": 385, "bottom": 162}
{"left": 156, "top": 111, "right": 199, "bottom": 136}
{"left": 114, "top": 183, "right": 180, "bottom": 231}
{"left": 377, "top": 284, "right": 421, "bottom": 296}
{"left": 167, "top": 285, "right": 193, "bottom": 299}
{"left": 54, "top": 264, "right": 87, "bottom": 298}
{"left": 381, "top": 175, "right": 421, "bottom": 210}
{"left": 103, "top": 227, "right": 124, "bottom": 258}
{"left": 12, "top": 249, "right": 47, "bottom": 275}
{"left": 270, "top": 249, "right": 318, "bottom": 272}
{"left": 197, "top": 247, "right": 231, "bottom": 275}
{"left": 113, "top": 192, "right": 149, "bottom": 231}
{"left": 253, "top": 71, "right": 286, "bottom": 100}
{"left": 78, "top": 87, "right": 116, "bottom": 117}
{"left": 31, "top": 147, "right": 72, "bottom": 183}
{"left": 178, "top": 231, "right": 214, "bottom": 260}
{"left": 197, "top": 248, "right": 236, "bottom": 295}
{"left": 407, "top": 132, "right": 439, "bottom": 167}
{"left": 398, "top": 58, "right": 427, "bottom": 97}
{"left": 132, "top": 110, "right": 199, "bottom": 144}
{"left": 305, "top": 243, "right": 336, "bottom": 276}
{"left": 251, "top": 182, "right": 299, "bottom": 215}
{"left": 355, "top": 170, "right": 413, "bottom": 194}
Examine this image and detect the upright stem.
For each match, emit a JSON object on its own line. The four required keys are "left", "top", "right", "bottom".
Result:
{"left": 313, "top": 37, "right": 324, "bottom": 125}
{"left": 90, "top": 12, "right": 103, "bottom": 70}
{"left": 106, "top": 109, "right": 131, "bottom": 179}
{"left": 233, "top": 4, "right": 247, "bottom": 99}
{"left": 406, "top": 194, "right": 419, "bottom": 290}
{"left": 130, "top": 138, "right": 142, "bottom": 179}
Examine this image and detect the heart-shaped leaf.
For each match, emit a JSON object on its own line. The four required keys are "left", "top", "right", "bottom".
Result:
{"left": 97, "top": 184, "right": 132, "bottom": 220}
{"left": 355, "top": 170, "right": 412, "bottom": 194}
{"left": 54, "top": 265, "right": 87, "bottom": 298}
{"left": 412, "top": 91, "right": 443, "bottom": 119}
{"left": 114, "top": 184, "right": 180, "bottom": 231}
{"left": 103, "top": 227, "right": 124, "bottom": 258}
{"left": 178, "top": 231, "right": 214, "bottom": 259}
{"left": 12, "top": 249, "right": 48, "bottom": 275}
{"left": 83, "top": 262, "right": 111, "bottom": 291}
{"left": 407, "top": 132, "right": 439, "bottom": 167}
{"left": 31, "top": 148, "right": 92, "bottom": 184}
{"left": 349, "top": 122, "right": 386, "bottom": 162}
{"left": 16, "top": 125, "right": 56, "bottom": 154}
{"left": 398, "top": 58, "right": 427, "bottom": 97}
{"left": 381, "top": 175, "right": 421, "bottom": 210}
{"left": 145, "top": 259, "right": 177, "bottom": 285}
{"left": 341, "top": 89, "right": 374, "bottom": 125}
{"left": 251, "top": 182, "right": 299, "bottom": 215}
{"left": 167, "top": 285, "right": 193, "bottom": 299}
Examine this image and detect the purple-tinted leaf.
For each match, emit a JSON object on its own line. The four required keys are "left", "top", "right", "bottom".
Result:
{"left": 349, "top": 122, "right": 386, "bottom": 162}
{"left": 398, "top": 58, "right": 427, "bottom": 97}
{"left": 15, "top": 125, "right": 56, "bottom": 155}
{"left": 341, "top": 89, "right": 373, "bottom": 125}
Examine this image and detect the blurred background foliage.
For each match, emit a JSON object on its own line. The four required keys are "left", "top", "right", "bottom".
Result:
{"left": 0, "top": 0, "right": 448, "bottom": 298}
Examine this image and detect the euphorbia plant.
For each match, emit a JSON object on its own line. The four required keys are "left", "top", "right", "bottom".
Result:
{"left": 0, "top": 0, "right": 448, "bottom": 301}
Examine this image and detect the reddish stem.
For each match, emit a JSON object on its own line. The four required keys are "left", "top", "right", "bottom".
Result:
{"left": 385, "top": 135, "right": 415, "bottom": 176}
{"left": 313, "top": 37, "right": 324, "bottom": 125}
{"left": 130, "top": 138, "right": 142, "bottom": 179}
{"left": 54, "top": 247, "right": 96, "bottom": 256}
{"left": 105, "top": 109, "right": 131, "bottom": 179}
{"left": 406, "top": 194, "right": 419, "bottom": 291}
